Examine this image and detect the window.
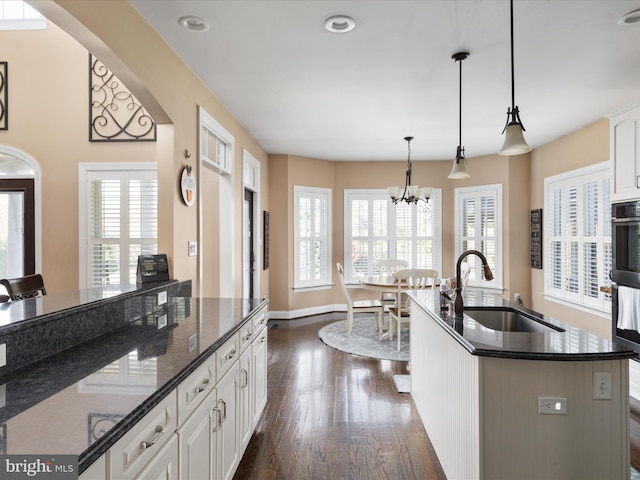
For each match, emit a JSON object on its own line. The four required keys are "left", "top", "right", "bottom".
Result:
{"left": 544, "top": 163, "right": 611, "bottom": 313}
{"left": 455, "top": 185, "right": 502, "bottom": 289}
{"left": 0, "top": 0, "right": 46, "bottom": 30}
{"left": 200, "top": 107, "right": 233, "bottom": 175}
{"left": 344, "top": 189, "right": 442, "bottom": 283}
{"left": 79, "top": 164, "right": 157, "bottom": 288}
{"left": 294, "top": 186, "right": 331, "bottom": 290}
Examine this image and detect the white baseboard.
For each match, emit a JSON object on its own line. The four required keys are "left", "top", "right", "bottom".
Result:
{"left": 268, "top": 304, "right": 346, "bottom": 320}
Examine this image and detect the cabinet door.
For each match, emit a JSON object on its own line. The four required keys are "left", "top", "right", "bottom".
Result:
{"left": 253, "top": 326, "right": 268, "bottom": 425}
{"left": 611, "top": 109, "right": 640, "bottom": 202}
{"left": 178, "top": 387, "right": 217, "bottom": 480}
{"left": 131, "top": 433, "right": 178, "bottom": 480}
{"left": 216, "top": 364, "right": 239, "bottom": 480}
{"left": 239, "top": 347, "right": 253, "bottom": 450}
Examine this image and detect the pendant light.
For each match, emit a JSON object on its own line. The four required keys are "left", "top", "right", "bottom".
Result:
{"left": 449, "top": 51, "right": 471, "bottom": 179}
{"left": 388, "top": 136, "right": 432, "bottom": 204}
{"left": 498, "top": 0, "right": 532, "bottom": 156}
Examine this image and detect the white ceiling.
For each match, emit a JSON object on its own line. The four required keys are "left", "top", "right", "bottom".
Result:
{"left": 130, "top": 0, "right": 640, "bottom": 162}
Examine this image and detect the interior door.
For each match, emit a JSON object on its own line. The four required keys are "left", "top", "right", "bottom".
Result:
{"left": 243, "top": 189, "right": 255, "bottom": 298}
{"left": 0, "top": 179, "right": 35, "bottom": 283}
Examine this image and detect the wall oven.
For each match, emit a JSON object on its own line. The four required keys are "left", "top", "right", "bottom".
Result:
{"left": 612, "top": 200, "right": 640, "bottom": 287}
{"left": 612, "top": 200, "right": 640, "bottom": 353}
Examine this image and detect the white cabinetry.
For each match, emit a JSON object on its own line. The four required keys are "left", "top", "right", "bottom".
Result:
{"left": 108, "top": 391, "right": 178, "bottom": 480}
{"left": 609, "top": 100, "right": 640, "bottom": 202}
{"left": 85, "top": 305, "right": 268, "bottom": 480}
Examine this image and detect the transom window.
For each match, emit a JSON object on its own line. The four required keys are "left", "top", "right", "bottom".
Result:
{"left": 544, "top": 162, "right": 611, "bottom": 313}
{"left": 344, "top": 189, "right": 442, "bottom": 283}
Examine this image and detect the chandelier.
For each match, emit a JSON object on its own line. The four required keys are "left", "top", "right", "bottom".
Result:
{"left": 387, "top": 136, "right": 432, "bottom": 204}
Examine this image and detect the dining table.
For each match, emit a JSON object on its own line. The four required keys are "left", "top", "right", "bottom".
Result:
{"left": 360, "top": 275, "right": 441, "bottom": 340}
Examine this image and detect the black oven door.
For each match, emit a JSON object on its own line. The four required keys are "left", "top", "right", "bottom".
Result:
{"left": 612, "top": 217, "right": 640, "bottom": 287}
{"left": 613, "top": 285, "right": 640, "bottom": 354}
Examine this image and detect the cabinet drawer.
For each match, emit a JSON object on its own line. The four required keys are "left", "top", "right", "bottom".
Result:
{"left": 252, "top": 307, "right": 268, "bottom": 332}
{"left": 177, "top": 353, "right": 216, "bottom": 425}
{"left": 217, "top": 332, "right": 240, "bottom": 379}
{"left": 239, "top": 320, "right": 253, "bottom": 353}
{"left": 108, "top": 390, "right": 177, "bottom": 480}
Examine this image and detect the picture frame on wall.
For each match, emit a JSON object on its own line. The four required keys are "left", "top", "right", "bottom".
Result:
{"left": 530, "top": 209, "right": 542, "bottom": 269}
{"left": 263, "top": 211, "right": 269, "bottom": 270}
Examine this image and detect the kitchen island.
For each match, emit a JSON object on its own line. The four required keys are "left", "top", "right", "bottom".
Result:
{"left": 409, "top": 289, "right": 636, "bottom": 480}
{"left": 0, "top": 283, "right": 269, "bottom": 480}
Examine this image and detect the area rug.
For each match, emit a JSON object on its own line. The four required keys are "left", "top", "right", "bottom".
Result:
{"left": 318, "top": 317, "right": 409, "bottom": 362}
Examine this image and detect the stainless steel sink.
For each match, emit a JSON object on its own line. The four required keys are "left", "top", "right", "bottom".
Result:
{"left": 464, "top": 307, "right": 565, "bottom": 333}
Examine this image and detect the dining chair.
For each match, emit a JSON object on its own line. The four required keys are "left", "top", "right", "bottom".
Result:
{"left": 388, "top": 268, "right": 438, "bottom": 351}
{"left": 0, "top": 273, "right": 47, "bottom": 301}
{"left": 336, "top": 263, "right": 384, "bottom": 337}
{"left": 376, "top": 259, "right": 409, "bottom": 316}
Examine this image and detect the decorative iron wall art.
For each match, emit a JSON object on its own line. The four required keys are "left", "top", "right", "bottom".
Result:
{"left": 0, "top": 62, "right": 7, "bottom": 130}
{"left": 89, "top": 54, "right": 156, "bottom": 142}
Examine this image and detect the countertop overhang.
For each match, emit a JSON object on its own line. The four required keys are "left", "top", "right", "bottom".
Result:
{"left": 410, "top": 289, "right": 637, "bottom": 361}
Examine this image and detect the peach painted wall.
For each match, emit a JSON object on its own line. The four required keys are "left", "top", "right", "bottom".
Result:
{"left": 0, "top": 23, "right": 159, "bottom": 293}
{"left": 15, "top": 1, "right": 270, "bottom": 298}
{"left": 530, "top": 118, "right": 611, "bottom": 338}
{"left": 269, "top": 152, "right": 532, "bottom": 316}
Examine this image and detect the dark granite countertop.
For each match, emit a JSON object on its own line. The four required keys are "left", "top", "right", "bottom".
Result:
{"left": 410, "top": 289, "right": 637, "bottom": 361}
{"left": 0, "top": 296, "right": 268, "bottom": 473}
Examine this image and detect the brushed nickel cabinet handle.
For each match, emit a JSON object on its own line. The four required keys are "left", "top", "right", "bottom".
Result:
{"left": 243, "top": 331, "right": 253, "bottom": 341}
{"left": 241, "top": 368, "right": 249, "bottom": 388}
{"left": 195, "top": 378, "right": 210, "bottom": 393}
{"left": 140, "top": 425, "right": 164, "bottom": 450}
{"left": 218, "top": 399, "right": 227, "bottom": 422}
{"left": 212, "top": 407, "right": 222, "bottom": 432}
{"left": 225, "top": 348, "right": 237, "bottom": 360}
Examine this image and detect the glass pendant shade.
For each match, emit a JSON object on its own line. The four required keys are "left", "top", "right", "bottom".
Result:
{"left": 499, "top": 122, "right": 532, "bottom": 156}
{"left": 448, "top": 151, "right": 470, "bottom": 179}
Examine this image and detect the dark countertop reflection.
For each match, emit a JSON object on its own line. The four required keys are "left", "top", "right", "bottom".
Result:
{"left": 410, "top": 289, "right": 636, "bottom": 361}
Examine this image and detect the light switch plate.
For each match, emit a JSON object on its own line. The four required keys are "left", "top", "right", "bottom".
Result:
{"left": 157, "top": 314, "right": 168, "bottom": 329}
{"left": 188, "top": 241, "right": 197, "bottom": 257}
{"left": 157, "top": 291, "right": 167, "bottom": 306}
{"left": 594, "top": 372, "right": 612, "bottom": 399}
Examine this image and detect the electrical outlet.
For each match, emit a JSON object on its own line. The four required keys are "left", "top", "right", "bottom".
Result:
{"left": 188, "top": 333, "right": 197, "bottom": 352}
{"left": 157, "top": 314, "right": 168, "bottom": 329}
{"left": 538, "top": 396, "right": 567, "bottom": 414}
{"left": 593, "top": 372, "right": 612, "bottom": 399}
{"left": 0, "top": 343, "right": 5, "bottom": 368}
{"left": 0, "top": 384, "right": 5, "bottom": 408}
{"left": 157, "top": 291, "right": 167, "bottom": 306}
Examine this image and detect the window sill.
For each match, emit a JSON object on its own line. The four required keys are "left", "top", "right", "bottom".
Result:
{"left": 543, "top": 293, "right": 611, "bottom": 320}
{"left": 293, "top": 283, "right": 333, "bottom": 293}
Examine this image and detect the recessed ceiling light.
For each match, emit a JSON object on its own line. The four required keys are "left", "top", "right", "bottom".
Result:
{"left": 324, "top": 15, "right": 356, "bottom": 33}
{"left": 618, "top": 8, "right": 640, "bottom": 26}
{"left": 178, "top": 15, "right": 210, "bottom": 32}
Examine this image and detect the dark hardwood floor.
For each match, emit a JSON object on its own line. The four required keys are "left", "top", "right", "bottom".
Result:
{"left": 234, "top": 314, "right": 446, "bottom": 480}
{"left": 235, "top": 313, "right": 640, "bottom": 479}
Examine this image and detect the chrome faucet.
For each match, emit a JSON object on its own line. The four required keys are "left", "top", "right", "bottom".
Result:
{"left": 454, "top": 250, "right": 494, "bottom": 319}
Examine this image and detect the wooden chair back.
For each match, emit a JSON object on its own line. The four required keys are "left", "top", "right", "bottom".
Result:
{"left": 0, "top": 273, "right": 47, "bottom": 301}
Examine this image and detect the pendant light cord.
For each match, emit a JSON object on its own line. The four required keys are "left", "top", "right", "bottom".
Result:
{"left": 459, "top": 56, "right": 463, "bottom": 147}
{"left": 509, "top": 0, "right": 515, "bottom": 112}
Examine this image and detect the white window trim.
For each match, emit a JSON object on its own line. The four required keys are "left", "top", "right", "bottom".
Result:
{"left": 78, "top": 162, "right": 157, "bottom": 289}
{"left": 543, "top": 161, "right": 611, "bottom": 315}
{"left": 293, "top": 185, "right": 332, "bottom": 291}
{"left": 0, "top": 145, "right": 42, "bottom": 274}
{"left": 343, "top": 188, "right": 443, "bottom": 285}
{"left": 198, "top": 106, "right": 235, "bottom": 298}
{"left": 454, "top": 184, "right": 503, "bottom": 291}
